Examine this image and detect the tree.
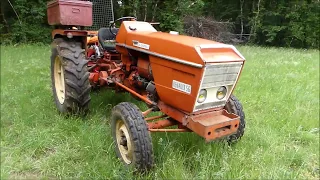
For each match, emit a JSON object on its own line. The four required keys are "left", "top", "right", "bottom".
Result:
{"left": 1, "top": 0, "right": 319, "bottom": 48}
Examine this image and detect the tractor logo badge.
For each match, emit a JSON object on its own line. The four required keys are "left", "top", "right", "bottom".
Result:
{"left": 172, "top": 80, "right": 192, "bottom": 94}
{"left": 132, "top": 40, "right": 150, "bottom": 50}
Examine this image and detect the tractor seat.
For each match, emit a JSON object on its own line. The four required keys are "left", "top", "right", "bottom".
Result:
{"left": 97, "top": 27, "right": 119, "bottom": 51}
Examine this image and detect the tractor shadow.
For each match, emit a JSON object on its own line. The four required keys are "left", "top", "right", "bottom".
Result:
{"left": 88, "top": 88, "right": 232, "bottom": 176}
{"left": 150, "top": 130, "right": 235, "bottom": 175}
{"left": 88, "top": 88, "right": 145, "bottom": 120}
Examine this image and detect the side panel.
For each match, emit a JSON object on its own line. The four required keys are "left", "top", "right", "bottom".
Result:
{"left": 150, "top": 56, "right": 204, "bottom": 113}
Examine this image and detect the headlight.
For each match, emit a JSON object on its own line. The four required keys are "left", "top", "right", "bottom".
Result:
{"left": 216, "top": 86, "right": 227, "bottom": 100}
{"left": 197, "top": 89, "right": 207, "bottom": 103}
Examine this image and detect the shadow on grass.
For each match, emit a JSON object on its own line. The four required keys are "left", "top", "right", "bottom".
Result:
{"left": 89, "top": 88, "right": 145, "bottom": 116}
{"left": 88, "top": 88, "right": 231, "bottom": 176}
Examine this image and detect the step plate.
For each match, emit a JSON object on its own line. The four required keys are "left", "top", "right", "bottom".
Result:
{"left": 186, "top": 109, "right": 239, "bottom": 142}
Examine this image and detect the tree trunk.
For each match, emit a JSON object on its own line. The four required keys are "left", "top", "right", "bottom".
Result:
{"left": 132, "top": 0, "right": 137, "bottom": 18}
{"left": 249, "top": 0, "right": 261, "bottom": 41}
{"left": 144, "top": 0, "right": 147, "bottom": 21}
{"left": 1, "top": 0, "right": 10, "bottom": 33}
{"left": 151, "top": 0, "right": 160, "bottom": 22}
{"left": 240, "top": 0, "right": 244, "bottom": 40}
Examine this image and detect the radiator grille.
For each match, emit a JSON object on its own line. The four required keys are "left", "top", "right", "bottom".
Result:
{"left": 201, "top": 63, "right": 242, "bottom": 89}
{"left": 194, "top": 62, "right": 242, "bottom": 111}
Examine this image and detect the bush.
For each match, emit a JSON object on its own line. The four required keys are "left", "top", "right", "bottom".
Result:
{"left": 183, "top": 16, "right": 235, "bottom": 44}
{"left": 1, "top": 0, "right": 52, "bottom": 45}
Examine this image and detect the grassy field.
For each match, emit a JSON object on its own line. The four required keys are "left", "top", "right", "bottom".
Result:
{"left": 1, "top": 45, "right": 319, "bottom": 179}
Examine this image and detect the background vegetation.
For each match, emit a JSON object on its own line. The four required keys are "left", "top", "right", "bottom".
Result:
{"left": 1, "top": 45, "right": 319, "bottom": 179}
{"left": 1, "top": 0, "right": 319, "bottom": 48}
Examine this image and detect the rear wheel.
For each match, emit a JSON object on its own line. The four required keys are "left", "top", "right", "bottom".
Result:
{"left": 111, "top": 102, "right": 154, "bottom": 172}
{"left": 51, "top": 38, "right": 91, "bottom": 114}
{"left": 224, "top": 95, "right": 246, "bottom": 142}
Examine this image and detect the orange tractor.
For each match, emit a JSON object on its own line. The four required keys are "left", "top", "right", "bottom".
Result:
{"left": 48, "top": 0, "right": 246, "bottom": 171}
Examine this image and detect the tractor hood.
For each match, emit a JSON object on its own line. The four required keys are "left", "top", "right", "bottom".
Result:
{"left": 116, "top": 21, "right": 245, "bottom": 67}
{"left": 116, "top": 21, "right": 245, "bottom": 113}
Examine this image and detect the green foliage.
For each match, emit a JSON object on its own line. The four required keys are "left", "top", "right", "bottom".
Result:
{"left": 1, "top": 0, "right": 319, "bottom": 48}
{"left": 9, "top": 23, "right": 52, "bottom": 44}
{"left": 157, "top": 1, "right": 184, "bottom": 32}
{"left": 253, "top": 0, "right": 320, "bottom": 48}
{"left": 156, "top": 0, "right": 204, "bottom": 32}
{"left": 158, "top": 12, "right": 183, "bottom": 32}
{"left": 113, "top": 0, "right": 204, "bottom": 32}
{"left": 202, "top": 0, "right": 319, "bottom": 48}
{"left": 1, "top": 0, "right": 52, "bottom": 44}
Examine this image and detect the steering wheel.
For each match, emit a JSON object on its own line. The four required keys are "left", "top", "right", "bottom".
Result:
{"left": 109, "top": 16, "right": 137, "bottom": 36}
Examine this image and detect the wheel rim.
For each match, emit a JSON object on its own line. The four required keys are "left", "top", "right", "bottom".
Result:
{"left": 54, "top": 56, "right": 65, "bottom": 104}
{"left": 115, "top": 119, "right": 133, "bottom": 164}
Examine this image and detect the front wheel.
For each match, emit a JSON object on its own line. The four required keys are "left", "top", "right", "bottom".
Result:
{"left": 111, "top": 102, "right": 154, "bottom": 172}
{"left": 224, "top": 95, "right": 246, "bottom": 142}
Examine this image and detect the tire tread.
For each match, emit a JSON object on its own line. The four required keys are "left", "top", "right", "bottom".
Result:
{"left": 50, "top": 38, "right": 91, "bottom": 114}
{"left": 111, "top": 102, "right": 154, "bottom": 171}
{"left": 225, "top": 95, "right": 246, "bottom": 142}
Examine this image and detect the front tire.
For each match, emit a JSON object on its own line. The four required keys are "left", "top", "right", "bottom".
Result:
{"left": 111, "top": 102, "right": 154, "bottom": 172}
{"left": 224, "top": 95, "right": 246, "bottom": 142}
{"left": 51, "top": 38, "right": 91, "bottom": 114}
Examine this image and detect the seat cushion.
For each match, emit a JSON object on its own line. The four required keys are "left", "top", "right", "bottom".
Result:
{"left": 97, "top": 28, "right": 119, "bottom": 51}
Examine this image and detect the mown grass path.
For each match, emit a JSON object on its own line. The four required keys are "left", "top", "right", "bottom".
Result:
{"left": 1, "top": 45, "right": 319, "bottom": 179}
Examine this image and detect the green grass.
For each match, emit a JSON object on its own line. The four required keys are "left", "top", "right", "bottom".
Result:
{"left": 1, "top": 45, "right": 319, "bottom": 179}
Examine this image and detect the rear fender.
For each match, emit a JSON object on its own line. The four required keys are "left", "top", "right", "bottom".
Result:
{"left": 52, "top": 29, "right": 88, "bottom": 49}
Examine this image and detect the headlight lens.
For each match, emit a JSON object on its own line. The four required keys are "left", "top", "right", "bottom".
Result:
{"left": 197, "top": 89, "right": 207, "bottom": 103}
{"left": 216, "top": 86, "right": 227, "bottom": 100}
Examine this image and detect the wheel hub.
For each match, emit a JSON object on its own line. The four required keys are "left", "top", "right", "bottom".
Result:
{"left": 120, "top": 136, "right": 127, "bottom": 147}
{"left": 54, "top": 56, "right": 65, "bottom": 104}
{"left": 116, "top": 120, "right": 133, "bottom": 164}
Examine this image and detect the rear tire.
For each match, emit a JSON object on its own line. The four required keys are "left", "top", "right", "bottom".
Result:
{"left": 51, "top": 38, "right": 91, "bottom": 114}
{"left": 111, "top": 102, "right": 154, "bottom": 172}
{"left": 224, "top": 95, "right": 246, "bottom": 142}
